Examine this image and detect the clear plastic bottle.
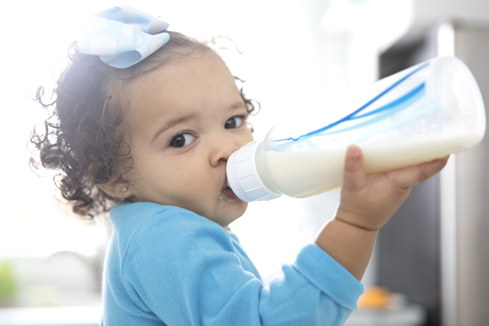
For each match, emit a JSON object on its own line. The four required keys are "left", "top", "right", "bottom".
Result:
{"left": 226, "top": 57, "right": 486, "bottom": 202}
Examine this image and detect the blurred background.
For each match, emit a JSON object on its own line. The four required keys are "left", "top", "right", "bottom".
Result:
{"left": 1, "top": 0, "right": 488, "bottom": 325}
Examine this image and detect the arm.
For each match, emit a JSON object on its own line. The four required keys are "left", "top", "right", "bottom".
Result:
{"left": 315, "top": 145, "right": 449, "bottom": 280}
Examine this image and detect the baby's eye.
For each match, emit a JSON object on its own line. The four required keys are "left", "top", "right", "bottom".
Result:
{"left": 169, "top": 133, "right": 196, "bottom": 148}
{"left": 225, "top": 116, "right": 245, "bottom": 129}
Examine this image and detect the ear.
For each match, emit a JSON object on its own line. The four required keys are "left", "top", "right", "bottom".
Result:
{"left": 97, "top": 174, "right": 134, "bottom": 199}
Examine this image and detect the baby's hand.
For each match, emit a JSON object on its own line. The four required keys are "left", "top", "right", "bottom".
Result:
{"left": 335, "top": 145, "right": 449, "bottom": 231}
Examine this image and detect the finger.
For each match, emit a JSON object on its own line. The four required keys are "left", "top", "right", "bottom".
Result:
{"left": 342, "top": 145, "right": 367, "bottom": 191}
{"left": 388, "top": 155, "right": 450, "bottom": 190}
{"left": 416, "top": 155, "right": 450, "bottom": 181}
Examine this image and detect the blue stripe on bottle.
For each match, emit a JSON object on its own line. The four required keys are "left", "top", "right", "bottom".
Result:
{"left": 276, "top": 62, "right": 430, "bottom": 143}
{"left": 317, "top": 83, "right": 426, "bottom": 137}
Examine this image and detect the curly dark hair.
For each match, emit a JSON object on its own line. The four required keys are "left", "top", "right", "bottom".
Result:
{"left": 30, "top": 31, "right": 258, "bottom": 219}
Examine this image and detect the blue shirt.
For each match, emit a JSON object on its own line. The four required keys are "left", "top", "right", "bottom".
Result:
{"left": 101, "top": 201, "right": 364, "bottom": 325}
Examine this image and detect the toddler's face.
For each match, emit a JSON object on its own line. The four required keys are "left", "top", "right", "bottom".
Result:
{"left": 119, "top": 50, "right": 254, "bottom": 226}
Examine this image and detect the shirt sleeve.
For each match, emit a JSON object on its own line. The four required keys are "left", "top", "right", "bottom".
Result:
{"left": 121, "top": 207, "right": 364, "bottom": 326}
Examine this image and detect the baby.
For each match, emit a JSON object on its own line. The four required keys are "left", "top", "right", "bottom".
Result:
{"left": 30, "top": 6, "right": 448, "bottom": 326}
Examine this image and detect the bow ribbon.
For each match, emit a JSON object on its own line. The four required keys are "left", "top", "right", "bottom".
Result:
{"left": 78, "top": 6, "right": 170, "bottom": 68}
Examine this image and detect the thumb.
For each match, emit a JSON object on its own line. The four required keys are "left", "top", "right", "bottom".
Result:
{"left": 342, "top": 145, "right": 367, "bottom": 191}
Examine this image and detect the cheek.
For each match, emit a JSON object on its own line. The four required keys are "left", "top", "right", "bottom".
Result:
{"left": 243, "top": 129, "right": 254, "bottom": 143}
{"left": 151, "top": 156, "right": 210, "bottom": 189}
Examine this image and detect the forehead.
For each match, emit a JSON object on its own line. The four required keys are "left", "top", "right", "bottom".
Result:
{"left": 120, "top": 50, "right": 242, "bottom": 135}
{"left": 126, "top": 50, "right": 233, "bottom": 100}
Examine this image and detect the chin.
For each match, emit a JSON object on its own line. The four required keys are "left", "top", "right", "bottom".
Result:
{"left": 234, "top": 201, "right": 249, "bottom": 218}
{"left": 215, "top": 203, "right": 248, "bottom": 227}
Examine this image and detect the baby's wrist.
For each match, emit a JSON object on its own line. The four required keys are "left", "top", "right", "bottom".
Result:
{"left": 315, "top": 218, "right": 378, "bottom": 280}
{"left": 334, "top": 208, "right": 381, "bottom": 232}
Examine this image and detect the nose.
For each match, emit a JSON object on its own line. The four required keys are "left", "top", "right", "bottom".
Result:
{"left": 209, "top": 135, "right": 243, "bottom": 167}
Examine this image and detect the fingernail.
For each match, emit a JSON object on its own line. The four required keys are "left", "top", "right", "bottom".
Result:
{"left": 347, "top": 146, "right": 360, "bottom": 159}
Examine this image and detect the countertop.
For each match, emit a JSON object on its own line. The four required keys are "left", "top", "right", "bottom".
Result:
{"left": 0, "top": 306, "right": 101, "bottom": 326}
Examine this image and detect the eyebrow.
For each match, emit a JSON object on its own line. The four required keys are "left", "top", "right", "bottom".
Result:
{"left": 152, "top": 114, "right": 196, "bottom": 143}
{"left": 230, "top": 101, "right": 247, "bottom": 110}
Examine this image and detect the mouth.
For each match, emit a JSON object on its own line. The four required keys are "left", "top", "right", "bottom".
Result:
{"left": 220, "top": 178, "right": 239, "bottom": 201}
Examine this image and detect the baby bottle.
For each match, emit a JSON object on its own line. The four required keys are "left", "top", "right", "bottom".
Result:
{"left": 226, "top": 56, "right": 486, "bottom": 202}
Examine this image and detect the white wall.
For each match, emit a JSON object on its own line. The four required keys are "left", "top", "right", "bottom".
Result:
{"left": 415, "top": 0, "right": 489, "bottom": 24}
{"left": 394, "top": 0, "right": 489, "bottom": 48}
